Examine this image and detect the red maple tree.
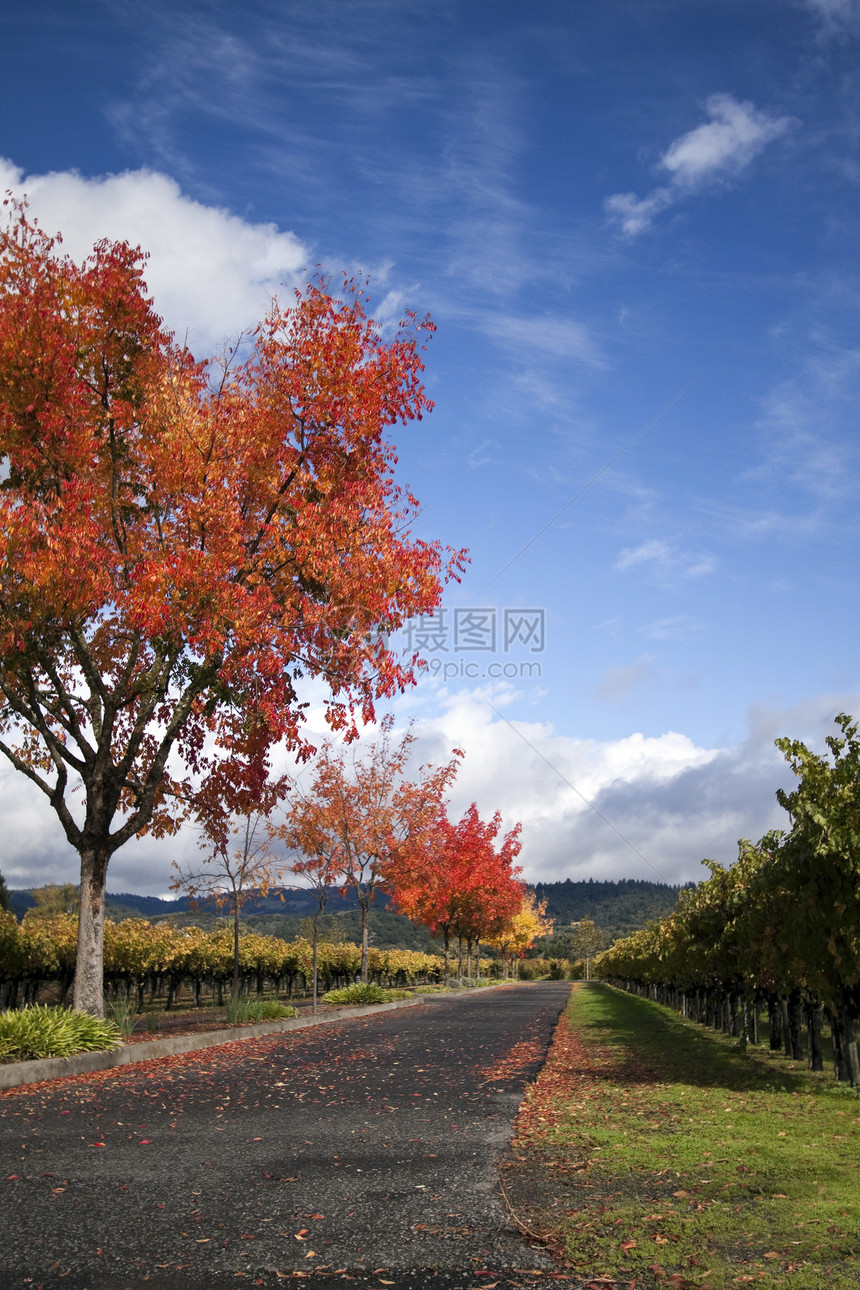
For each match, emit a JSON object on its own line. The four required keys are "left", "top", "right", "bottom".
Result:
{"left": 392, "top": 803, "right": 523, "bottom": 984}
{"left": 0, "top": 201, "right": 465, "bottom": 1013}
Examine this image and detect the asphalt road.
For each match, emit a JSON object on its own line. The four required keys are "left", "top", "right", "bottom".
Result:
{"left": 0, "top": 983, "right": 573, "bottom": 1290}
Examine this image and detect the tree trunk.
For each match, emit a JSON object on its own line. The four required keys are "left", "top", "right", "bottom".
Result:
{"left": 73, "top": 846, "right": 110, "bottom": 1016}
{"left": 806, "top": 1002, "right": 823, "bottom": 1072}
{"left": 842, "top": 1006, "right": 860, "bottom": 1086}
{"left": 769, "top": 997, "right": 782, "bottom": 1050}
{"left": 232, "top": 906, "right": 241, "bottom": 1005}
{"left": 728, "top": 992, "right": 739, "bottom": 1037}
{"left": 443, "top": 925, "right": 451, "bottom": 987}
{"left": 312, "top": 929, "right": 319, "bottom": 1015}
{"left": 830, "top": 1008, "right": 848, "bottom": 1081}
{"left": 780, "top": 998, "right": 792, "bottom": 1057}
{"left": 787, "top": 992, "right": 804, "bottom": 1060}
{"left": 360, "top": 901, "right": 369, "bottom": 983}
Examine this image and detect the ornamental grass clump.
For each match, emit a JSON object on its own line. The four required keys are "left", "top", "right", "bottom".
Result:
{"left": 321, "top": 983, "right": 391, "bottom": 1006}
{"left": 226, "top": 998, "right": 296, "bottom": 1023}
{"left": 0, "top": 1005, "right": 123, "bottom": 1063}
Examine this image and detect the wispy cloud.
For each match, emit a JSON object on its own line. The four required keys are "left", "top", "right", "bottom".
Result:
{"left": 718, "top": 328, "right": 860, "bottom": 541}
{"left": 605, "top": 94, "right": 796, "bottom": 237}
{"left": 479, "top": 311, "right": 606, "bottom": 370}
{"left": 802, "top": 0, "right": 860, "bottom": 33}
{"left": 615, "top": 539, "right": 716, "bottom": 582}
{"left": 593, "top": 658, "right": 657, "bottom": 703}
{"left": 640, "top": 615, "right": 699, "bottom": 642}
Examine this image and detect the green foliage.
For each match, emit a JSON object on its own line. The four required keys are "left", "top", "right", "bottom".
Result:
{"left": 0, "top": 1005, "right": 123, "bottom": 1063}
{"left": 243, "top": 908, "right": 440, "bottom": 952}
{"left": 105, "top": 996, "right": 137, "bottom": 1038}
{"left": 225, "top": 997, "right": 297, "bottom": 1023}
{"left": 0, "top": 869, "right": 9, "bottom": 912}
{"left": 0, "top": 914, "right": 446, "bottom": 1002}
{"left": 321, "top": 983, "right": 391, "bottom": 1006}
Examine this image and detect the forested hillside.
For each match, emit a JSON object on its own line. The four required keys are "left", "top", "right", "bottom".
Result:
{"left": 8, "top": 877, "right": 686, "bottom": 950}
{"left": 534, "top": 878, "right": 688, "bottom": 945}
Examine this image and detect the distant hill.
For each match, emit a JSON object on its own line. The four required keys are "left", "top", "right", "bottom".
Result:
{"left": 8, "top": 888, "right": 196, "bottom": 921}
{"left": 534, "top": 877, "right": 688, "bottom": 947}
{"left": 8, "top": 877, "right": 687, "bottom": 951}
{"left": 7, "top": 884, "right": 361, "bottom": 922}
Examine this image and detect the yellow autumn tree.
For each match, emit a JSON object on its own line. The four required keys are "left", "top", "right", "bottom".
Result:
{"left": 487, "top": 891, "right": 553, "bottom": 979}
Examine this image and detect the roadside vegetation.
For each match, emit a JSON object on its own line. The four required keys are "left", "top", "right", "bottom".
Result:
{"left": 514, "top": 983, "right": 860, "bottom": 1289}
{"left": 0, "top": 1005, "right": 122, "bottom": 1063}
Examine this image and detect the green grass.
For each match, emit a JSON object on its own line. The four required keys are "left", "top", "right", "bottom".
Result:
{"left": 520, "top": 984, "right": 860, "bottom": 1289}
{"left": 105, "top": 995, "right": 138, "bottom": 1038}
{"left": 224, "top": 997, "right": 297, "bottom": 1023}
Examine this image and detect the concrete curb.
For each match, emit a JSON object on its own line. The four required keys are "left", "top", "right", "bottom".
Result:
{"left": 0, "top": 995, "right": 425, "bottom": 1092}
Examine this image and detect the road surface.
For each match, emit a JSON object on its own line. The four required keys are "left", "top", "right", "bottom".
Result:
{"left": 0, "top": 982, "right": 572, "bottom": 1290}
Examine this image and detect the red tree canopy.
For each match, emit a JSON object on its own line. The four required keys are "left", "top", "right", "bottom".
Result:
{"left": 391, "top": 802, "right": 523, "bottom": 979}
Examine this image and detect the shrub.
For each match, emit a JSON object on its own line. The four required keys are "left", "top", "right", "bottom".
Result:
{"left": 0, "top": 1005, "right": 123, "bottom": 1063}
{"left": 226, "top": 998, "right": 296, "bottom": 1023}
{"left": 321, "top": 983, "right": 389, "bottom": 1006}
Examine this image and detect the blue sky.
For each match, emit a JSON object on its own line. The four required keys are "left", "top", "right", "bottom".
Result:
{"left": 2, "top": 0, "right": 860, "bottom": 894}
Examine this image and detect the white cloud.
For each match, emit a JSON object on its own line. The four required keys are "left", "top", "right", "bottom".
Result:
{"left": 0, "top": 159, "right": 309, "bottom": 354}
{"left": 614, "top": 539, "right": 715, "bottom": 582}
{"left": 614, "top": 539, "right": 671, "bottom": 570}
{"left": 403, "top": 685, "right": 860, "bottom": 887}
{"left": 640, "top": 615, "right": 697, "bottom": 642}
{"left": 605, "top": 95, "right": 795, "bottom": 237}
{"left": 402, "top": 685, "right": 724, "bottom": 884}
{"left": 661, "top": 94, "right": 792, "bottom": 187}
{"left": 604, "top": 187, "right": 674, "bottom": 239}
{"left": 5, "top": 681, "right": 860, "bottom": 896}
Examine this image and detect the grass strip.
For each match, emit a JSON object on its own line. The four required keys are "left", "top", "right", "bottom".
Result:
{"left": 511, "top": 982, "right": 860, "bottom": 1289}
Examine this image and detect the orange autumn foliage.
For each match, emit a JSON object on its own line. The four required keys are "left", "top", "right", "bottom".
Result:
{"left": 277, "top": 718, "right": 462, "bottom": 982}
{"left": 0, "top": 201, "right": 465, "bottom": 1012}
